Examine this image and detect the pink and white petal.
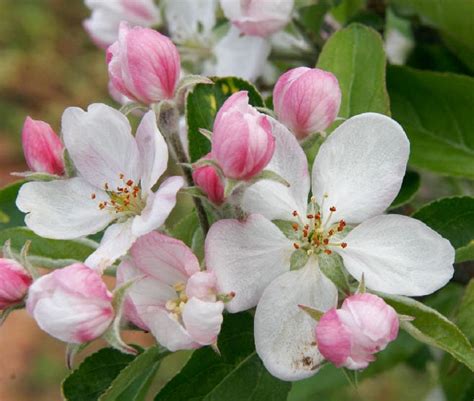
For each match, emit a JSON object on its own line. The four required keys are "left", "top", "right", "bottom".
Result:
{"left": 312, "top": 113, "right": 409, "bottom": 225}
{"left": 205, "top": 214, "right": 294, "bottom": 313}
{"left": 145, "top": 309, "right": 199, "bottom": 351}
{"left": 337, "top": 214, "right": 455, "bottom": 296}
{"left": 315, "top": 309, "right": 351, "bottom": 368}
{"left": 85, "top": 220, "right": 136, "bottom": 271}
{"left": 61, "top": 104, "right": 141, "bottom": 190}
{"left": 135, "top": 111, "right": 168, "bottom": 194}
{"left": 117, "top": 259, "right": 176, "bottom": 330}
{"left": 255, "top": 258, "right": 338, "bottom": 381}
{"left": 131, "top": 176, "right": 184, "bottom": 237}
{"left": 185, "top": 271, "right": 218, "bottom": 301}
{"left": 182, "top": 297, "right": 224, "bottom": 345}
{"left": 16, "top": 178, "right": 113, "bottom": 239}
{"left": 130, "top": 231, "right": 200, "bottom": 285}
{"left": 242, "top": 118, "right": 310, "bottom": 221}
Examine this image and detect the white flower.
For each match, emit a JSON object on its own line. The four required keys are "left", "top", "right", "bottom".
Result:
{"left": 205, "top": 113, "right": 454, "bottom": 380}
{"left": 17, "top": 104, "right": 184, "bottom": 270}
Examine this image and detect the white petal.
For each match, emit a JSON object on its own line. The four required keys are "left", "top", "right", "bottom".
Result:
{"left": 255, "top": 259, "right": 338, "bottom": 381}
{"left": 337, "top": 214, "right": 455, "bottom": 296}
{"left": 242, "top": 118, "right": 310, "bottom": 220}
{"left": 182, "top": 297, "right": 224, "bottom": 345}
{"left": 135, "top": 111, "right": 168, "bottom": 194}
{"left": 146, "top": 309, "right": 198, "bottom": 351}
{"left": 164, "top": 0, "right": 217, "bottom": 43}
{"left": 85, "top": 220, "right": 136, "bottom": 271}
{"left": 131, "top": 176, "right": 184, "bottom": 237}
{"left": 16, "top": 178, "right": 113, "bottom": 239}
{"left": 130, "top": 231, "right": 200, "bottom": 285}
{"left": 62, "top": 103, "right": 141, "bottom": 190}
{"left": 312, "top": 113, "right": 409, "bottom": 225}
{"left": 205, "top": 214, "right": 293, "bottom": 313}
{"left": 212, "top": 26, "right": 271, "bottom": 82}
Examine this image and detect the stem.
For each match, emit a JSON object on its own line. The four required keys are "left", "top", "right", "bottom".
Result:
{"left": 156, "top": 102, "right": 210, "bottom": 234}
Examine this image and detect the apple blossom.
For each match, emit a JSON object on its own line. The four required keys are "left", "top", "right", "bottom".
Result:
{"left": 220, "top": 0, "right": 294, "bottom": 37}
{"left": 83, "top": 0, "right": 161, "bottom": 48}
{"left": 16, "top": 104, "right": 184, "bottom": 270}
{"left": 26, "top": 263, "right": 114, "bottom": 344}
{"left": 117, "top": 232, "right": 225, "bottom": 351}
{"left": 273, "top": 67, "right": 341, "bottom": 139}
{"left": 0, "top": 258, "right": 32, "bottom": 310}
{"left": 107, "top": 22, "right": 181, "bottom": 105}
{"left": 206, "top": 113, "right": 454, "bottom": 380}
{"left": 211, "top": 26, "right": 271, "bottom": 82}
{"left": 21, "top": 117, "right": 64, "bottom": 175}
{"left": 316, "top": 293, "right": 399, "bottom": 370}
{"left": 192, "top": 153, "right": 225, "bottom": 205}
{"left": 211, "top": 91, "right": 275, "bottom": 180}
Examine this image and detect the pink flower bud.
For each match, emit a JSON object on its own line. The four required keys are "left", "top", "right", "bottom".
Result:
{"left": 192, "top": 154, "right": 225, "bottom": 205}
{"left": 107, "top": 22, "right": 180, "bottom": 105}
{"left": 273, "top": 67, "right": 341, "bottom": 139}
{"left": 212, "top": 91, "right": 275, "bottom": 180}
{"left": 22, "top": 117, "right": 65, "bottom": 175}
{"left": 26, "top": 264, "right": 114, "bottom": 344}
{"left": 220, "top": 0, "right": 294, "bottom": 37}
{"left": 0, "top": 258, "right": 32, "bottom": 309}
{"left": 316, "top": 293, "right": 399, "bottom": 370}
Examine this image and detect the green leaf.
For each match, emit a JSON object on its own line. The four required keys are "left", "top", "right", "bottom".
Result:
{"left": 316, "top": 22, "right": 390, "bottom": 130}
{"left": 440, "top": 280, "right": 474, "bottom": 401}
{"left": 331, "top": 0, "right": 366, "bottom": 24}
{"left": 169, "top": 213, "right": 200, "bottom": 248}
{"left": 391, "top": 0, "right": 474, "bottom": 71}
{"left": 0, "top": 227, "right": 96, "bottom": 268}
{"left": 154, "top": 313, "right": 291, "bottom": 401}
{"left": 186, "top": 77, "right": 264, "bottom": 162}
{"left": 412, "top": 197, "right": 474, "bottom": 260}
{"left": 62, "top": 347, "right": 138, "bottom": 401}
{"left": 387, "top": 66, "right": 474, "bottom": 178}
{"left": 99, "top": 347, "right": 168, "bottom": 401}
{"left": 381, "top": 293, "right": 474, "bottom": 371}
{"left": 0, "top": 181, "right": 25, "bottom": 229}
{"left": 389, "top": 170, "right": 420, "bottom": 209}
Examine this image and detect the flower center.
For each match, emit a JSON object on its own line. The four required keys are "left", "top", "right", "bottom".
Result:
{"left": 292, "top": 195, "right": 347, "bottom": 255}
{"left": 165, "top": 282, "right": 188, "bottom": 321}
{"left": 91, "top": 173, "right": 145, "bottom": 216}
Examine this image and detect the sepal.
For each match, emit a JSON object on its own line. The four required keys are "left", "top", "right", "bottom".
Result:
{"left": 298, "top": 304, "right": 324, "bottom": 321}
{"left": 65, "top": 342, "right": 90, "bottom": 370}
{"left": 11, "top": 171, "right": 61, "bottom": 182}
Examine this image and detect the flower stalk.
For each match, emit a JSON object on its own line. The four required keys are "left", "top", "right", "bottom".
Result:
{"left": 156, "top": 101, "right": 210, "bottom": 234}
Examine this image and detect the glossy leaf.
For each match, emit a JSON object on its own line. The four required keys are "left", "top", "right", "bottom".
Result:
{"left": 381, "top": 293, "right": 474, "bottom": 371}
{"left": 388, "top": 66, "right": 474, "bottom": 178}
{"left": 0, "top": 181, "right": 25, "bottom": 229}
{"left": 0, "top": 227, "right": 96, "bottom": 268}
{"left": 412, "top": 196, "right": 474, "bottom": 261}
{"left": 154, "top": 313, "right": 291, "bottom": 401}
{"left": 317, "top": 22, "right": 390, "bottom": 129}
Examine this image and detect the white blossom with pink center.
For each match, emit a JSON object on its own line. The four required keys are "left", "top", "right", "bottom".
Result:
{"left": 205, "top": 113, "right": 454, "bottom": 380}
{"left": 17, "top": 104, "right": 184, "bottom": 270}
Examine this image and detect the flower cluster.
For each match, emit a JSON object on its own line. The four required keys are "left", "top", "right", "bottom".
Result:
{"left": 1, "top": 1, "right": 457, "bottom": 387}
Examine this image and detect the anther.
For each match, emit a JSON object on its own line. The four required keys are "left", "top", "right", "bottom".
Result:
{"left": 119, "top": 173, "right": 125, "bottom": 179}
{"left": 341, "top": 242, "right": 347, "bottom": 248}
{"left": 293, "top": 243, "right": 300, "bottom": 249}
{"left": 91, "top": 193, "right": 96, "bottom": 200}
{"left": 126, "top": 179, "right": 134, "bottom": 186}
{"left": 104, "top": 183, "right": 109, "bottom": 190}
{"left": 292, "top": 223, "right": 299, "bottom": 231}
{"left": 329, "top": 206, "right": 336, "bottom": 212}
{"left": 324, "top": 250, "right": 332, "bottom": 255}
{"left": 307, "top": 214, "right": 314, "bottom": 219}
{"left": 292, "top": 210, "right": 298, "bottom": 217}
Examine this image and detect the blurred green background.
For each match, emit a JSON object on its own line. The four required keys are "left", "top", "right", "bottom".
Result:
{"left": 0, "top": 1, "right": 466, "bottom": 400}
